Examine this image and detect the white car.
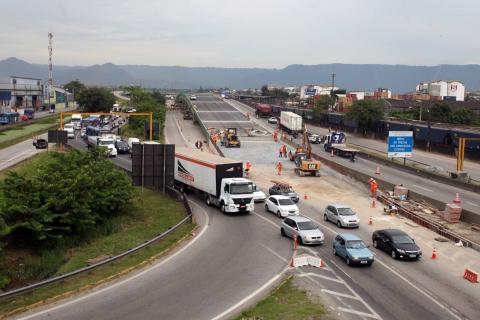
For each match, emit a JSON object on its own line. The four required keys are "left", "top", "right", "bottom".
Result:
{"left": 267, "top": 117, "right": 278, "bottom": 124}
{"left": 80, "top": 127, "right": 86, "bottom": 138}
{"left": 127, "top": 137, "right": 141, "bottom": 152}
{"left": 265, "top": 195, "right": 299, "bottom": 218}
{"left": 63, "top": 123, "right": 75, "bottom": 139}
{"left": 253, "top": 184, "right": 266, "bottom": 202}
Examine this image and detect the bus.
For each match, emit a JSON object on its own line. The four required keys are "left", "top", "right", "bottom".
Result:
{"left": 0, "top": 112, "right": 19, "bottom": 125}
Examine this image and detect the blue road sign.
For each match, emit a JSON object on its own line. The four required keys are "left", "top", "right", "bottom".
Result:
{"left": 388, "top": 131, "right": 413, "bottom": 158}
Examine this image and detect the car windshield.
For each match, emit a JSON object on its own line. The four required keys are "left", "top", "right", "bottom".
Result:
{"left": 346, "top": 240, "right": 367, "bottom": 249}
{"left": 117, "top": 142, "right": 127, "bottom": 147}
{"left": 230, "top": 183, "right": 253, "bottom": 194}
{"left": 392, "top": 235, "right": 414, "bottom": 244}
{"left": 337, "top": 208, "right": 355, "bottom": 216}
{"left": 297, "top": 221, "right": 317, "bottom": 230}
{"left": 98, "top": 140, "right": 114, "bottom": 146}
{"left": 278, "top": 199, "right": 294, "bottom": 206}
{"left": 279, "top": 187, "right": 294, "bottom": 193}
{"left": 64, "top": 125, "right": 73, "bottom": 129}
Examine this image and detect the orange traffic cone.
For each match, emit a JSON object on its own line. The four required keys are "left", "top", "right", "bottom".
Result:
{"left": 453, "top": 193, "right": 461, "bottom": 204}
{"left": 370, "top": 199, "right": 376, "bottom": 208}
{"left": 431, "top": 247, "right": 437, "bottom": 260}
{"left": 293, "top": 235, "right": 298, "bottom": 250}
{"left": 368, "top": 216, "right": 373, "bottom": 225}
{"left": 375, "top": 166, "right": 381, "bottom": 175}
{"left": 330, "top": 149, "right": 334, "bottom": 157}
{"left": 304, "top": 193, "right": 308, "bottom": 200}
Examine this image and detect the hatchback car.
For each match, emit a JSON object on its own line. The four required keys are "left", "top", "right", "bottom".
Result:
{"left": 372, "top": 229, "right": 422, "bottom": 260}
{"left": 324, "top": 204, "right": 360, "bottom": 228}
{"left": 333, "top": 233, "right": 374, "bottom": 266}
{"left": 269, "top": 182, "right": 299, "bottom": 203}
{"left": 268, "top": 117, "right": 278, "bottom": 124}
{"left": 265, "top": 195, "right": 299, "bottom": 217}
{"left": 281, "top": 216, "right": 324, "bottom": 245}
{"left": 308, "top": 134, "right": 321, "bottom": 144}
{"left": 115, "top": 140, "right": 129, "bottom": 154}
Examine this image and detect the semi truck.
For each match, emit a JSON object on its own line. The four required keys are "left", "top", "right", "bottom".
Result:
{"left": 323, "top": 132, "right": 359, "bottom": 159}
{"left": 255, "top": 103, "right": 273, "bottom": 117}
{"left": 174, "top": 147, "right": 254, "bottom": 214}
{"left": 280, "top": 111, "right": 302, "bottom": 135}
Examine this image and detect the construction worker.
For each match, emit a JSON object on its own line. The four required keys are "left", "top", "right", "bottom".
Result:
{"left": 282, "top": 144, "right": 287, "bottom": 158}
{"left": 279, "top": 145, "right": 283, "bottom": 158}
{"left": 273, "top": 131, "right": 278, "bottom": 142}
{"left": 369, "top": 179, "right": 378, "bottom": 197}
{"left": 245, "top": 161, "right": 251, "bottom": 178}
{"left": 276, "top": 161, "right": 283, "bottom": 175}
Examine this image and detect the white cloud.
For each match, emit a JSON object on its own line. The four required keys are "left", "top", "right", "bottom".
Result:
{"left": 1, "top": 0, "right": 479, "bottom": 67}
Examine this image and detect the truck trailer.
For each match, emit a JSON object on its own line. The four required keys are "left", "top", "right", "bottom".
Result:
{"left": 280, "top": 111, "right": 302, "bottom": 134}
{"left": 174, "top": 147, "right": 254, "bottom": 214}
{"left": 323, "top": 132, "right": 359, "bottom": 159}
{"left": 255, "top": 103, "right": 273, "bottom": 117}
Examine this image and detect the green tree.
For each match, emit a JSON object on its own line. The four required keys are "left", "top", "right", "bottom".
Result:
{"left": 1, "top": 150, "right": 134, "bottom": 244}
{"left": 345, "top": 100, "right": 384, "bottom": 132}
{"left": 429, "top": 102, "right": 452, "bottom": 123}
{"left": 63, "top": 80, "right": 86, "bottom": 95}
{"left": 451, "top": 107, "right": 474, "bottom": 125}
{"left": 76, "top": 87, "right": 116, "bottom": 112}
{"left": 313, "top": 95, "right": 333, "bottom": 122}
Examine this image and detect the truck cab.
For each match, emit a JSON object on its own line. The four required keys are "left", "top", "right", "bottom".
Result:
{"left": 217, "top": 178, "right": 254, "bottom": 213}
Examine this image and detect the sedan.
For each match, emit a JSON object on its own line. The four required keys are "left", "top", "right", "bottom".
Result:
{"left": 253, "top": 184, "right": 266, "bottom": 202}
{"left": 281, "top": 215, "right": 324, "bottom": 245}
{"left": 265, "top": 195, "right": 299, "bottom": 218}
{"left": 35, "top": 138, "right": 48, "bottom": 149}
{"left": 269, "top": 183, "right": 299, "bottom": 203}
{"left": 324, "top": 204, "right": 360, "bottom": 228}
{"left": 372, "top": 229, "right": 422, "bottom": 260}
{"left": 267, "top": 117, "right": 278, "bottom": 124}
{"left": 308, "top": 134, "right": 321, "bottom": 144}
{"left": 115, "top": 140, "right": 129, "bottom": 154}
{"left": 333, "top": 233, "right": 374, "bottom": 266}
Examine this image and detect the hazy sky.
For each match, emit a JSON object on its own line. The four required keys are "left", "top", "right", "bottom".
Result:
{"left": 1, "top": 0, "right": 478, "bottom": 67}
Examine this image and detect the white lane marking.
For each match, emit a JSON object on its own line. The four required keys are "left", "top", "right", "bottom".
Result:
{"left": 172, "top": 113, "right": 188, "bottom": 144}
{"left": 375, "top": 258, "right": 463, "bottom": 320}
{"left": 201, "top": 120, "right": 251, "bottom": 123}
{"left": 16, "top": 199, "right": 210, "bottom": 320}
{"left": 467, "top": 201, "right": 480, "bottom": 207}
{"left": 297, "top": 273, "right": 345, "bottom": 284}
{"left": 321, "top": 289, "right": 360, "bottom": 300}
{"left": 338, "top": 307, "right": 380, "bottom": 319}
{"left": 412, "top": 184, "right": 433, "bottom": 193}
{"left": 0, "top": 149, "right": 37, "bottom": 165}
{"left": 329, "top": 259, "right": 354, "bottom": 282}
{"left": 260, "top": 244, "right": 289, "bottom": 264}
{"left": 252, "top": 211, "right": 280, "bottom": 229}
{"left": 210, "top": 270, "right": 286, "bottom": 320}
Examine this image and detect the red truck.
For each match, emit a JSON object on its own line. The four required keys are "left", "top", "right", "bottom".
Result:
{"left": 255, "top": 103, "right": 273, "bottom": 117}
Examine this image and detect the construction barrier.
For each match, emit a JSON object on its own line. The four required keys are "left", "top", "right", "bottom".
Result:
{"left": 291, "top": 254, "right": 325, "bottom": 268}
{"left": 463, "top": 268, "right": 478, "bottom": 283}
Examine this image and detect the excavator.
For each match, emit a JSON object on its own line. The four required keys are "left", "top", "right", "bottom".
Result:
{"left": 288, "top": 124, "right": 321, "bottom": 177}
{"left": 223, "top": 128, "right": 241, "bottom": 148}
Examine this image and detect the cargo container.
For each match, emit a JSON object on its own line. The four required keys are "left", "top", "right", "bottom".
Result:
{"left": 174, "top": 147, "right": 254, "bottom": 214}
{"left": 255, "top": 103, "right": 273, "bottom": 117}
{"left": 280, "top": 111, "right": 302, "bottom": 134}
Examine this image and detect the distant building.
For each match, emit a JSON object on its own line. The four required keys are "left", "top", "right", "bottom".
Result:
{"left": 300, "top": 84, "right": 338, "bottom": 100}
{"left": 416, "top": 80, "right": 465, "bottom": 101}
{"left": 0, "top": 75, "right": 44, "bottom": 113}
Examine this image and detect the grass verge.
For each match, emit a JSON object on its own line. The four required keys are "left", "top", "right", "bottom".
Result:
{"left": 119, "top": 123, "right": 165, "bottom": 143}
{"left": 0, "top": 116, "right": 71, "bottom": 150}
{"left": 233, "top": 276, "right": 327, "bottom": 320}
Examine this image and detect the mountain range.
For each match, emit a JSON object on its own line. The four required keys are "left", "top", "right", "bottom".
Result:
{"left": 1, "top": 57, "right": 480, "bottom": 93}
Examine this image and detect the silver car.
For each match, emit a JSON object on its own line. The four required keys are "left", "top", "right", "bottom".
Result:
{"left": 280, "top": 216, "right": 324, "bottom": 245}
{"left": 324, "top": 204, "right": 360, "bottom": 228}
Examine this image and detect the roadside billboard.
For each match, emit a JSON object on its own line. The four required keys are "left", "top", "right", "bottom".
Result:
{"left": 387, "top": 131, "right": 413, "bottom": 158}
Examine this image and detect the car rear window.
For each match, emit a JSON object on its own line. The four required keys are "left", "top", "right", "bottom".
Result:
{"left": 278, "top": 199, "right": 294, "bottom": 206}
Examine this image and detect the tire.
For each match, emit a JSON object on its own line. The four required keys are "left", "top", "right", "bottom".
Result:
{"left": 333, "top": 247, "right": 337, "bottom": 256}
{"left": 324, "top": 214, "right": 328, "bottom": 222}
{"left": 206, "top": 196, "right": 211, "bottom": 206}
{"left": 391, "top": 250, "right": 397, "bottom": 260}
{"left": 346, "top": 257, "right": 351, "bottom": 265}
{"left": 337, "top": 220, "right": 342, "bottom": 228}
{"left": 281, "top": 228, "right": 286, "bottom": 237}
{"left": 220, "top": 202, "right": 226, "bottom": 214}
{"left": 373, "top": 239, "right": 378, "bottom": 248}
{"left": 265, "top": 204, "right": 269, "bottom": 212}
{"left": 277, "top": 211, "right": 282, "bottom": 218}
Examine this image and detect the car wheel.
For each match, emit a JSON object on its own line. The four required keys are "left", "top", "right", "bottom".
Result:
{"left": 324, "top": 214, "right": 328, "bottom": 221}
{"left": 391, "top": 250, "right": 397, "bottom": 259}
{"left": 337, "top": 220, "right": 342, "bottom": 228}
{"left": 277, "top": 211, "right": 282, "bottom": 218}
{"left": 280, "top": 228, "right": 286, "bottom": 237}
{"left": 346, "top": 257, "right": 351, "bottom": 265}
{"left": 333, "top": 247, "right": 337, "bottom": 256}
{"left": 373, "top": 239, "right": 378, "bottom": 248}
{"left": 265, "top": 204, "right": 269, "bottom": 212}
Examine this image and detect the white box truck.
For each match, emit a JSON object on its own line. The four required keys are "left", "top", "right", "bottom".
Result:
{"left": 71, "top": 114, "right": 83, "bottom": 130}
{"left": 174, "top": 147, "right": 255, "bottom": 214}
{"left": 280, "top": 111, "right": 302, "bottom": 134}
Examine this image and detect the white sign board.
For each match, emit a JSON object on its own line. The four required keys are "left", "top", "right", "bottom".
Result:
{"left": 387, "top": 131, "right": 413, "bottom": 158}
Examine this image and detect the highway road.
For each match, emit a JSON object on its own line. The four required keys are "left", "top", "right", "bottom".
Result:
{"left": 0, "top": 134, "right": 46, "bottom": 171}
{"left": 228, "top": 99, "right": 480, "bottom": 217}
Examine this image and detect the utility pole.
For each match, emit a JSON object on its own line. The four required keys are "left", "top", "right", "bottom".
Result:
{"left": 48, "top": 32, "right": 53, "bottom": 112}
{"left": 330, "top": 73, "right": 336, "bottom": 112}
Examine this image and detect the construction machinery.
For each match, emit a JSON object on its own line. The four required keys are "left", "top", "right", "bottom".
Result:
{"left": 223, "top": 128, "right": 241, "bottom": 148}
{"left": 289, "top": 124, "right": 321, "bottom": 177}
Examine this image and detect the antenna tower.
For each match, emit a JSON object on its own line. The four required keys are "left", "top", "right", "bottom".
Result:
{"left": 48, "top": 32, "right": 53, "bottom": 110}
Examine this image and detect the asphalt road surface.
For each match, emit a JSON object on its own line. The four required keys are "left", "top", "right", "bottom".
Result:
{"left": 228, "top": 99, "right": 480, "bottom": 216}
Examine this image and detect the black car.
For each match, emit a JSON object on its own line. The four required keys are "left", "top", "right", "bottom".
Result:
{"left": 35, "top": 138, "right": 48, "bottom": 149}
{"left": 115, "top": 140, "right": 129, "bottom": 154}
{"left": 372, "top": 229, "right": 422, "bottom": 260}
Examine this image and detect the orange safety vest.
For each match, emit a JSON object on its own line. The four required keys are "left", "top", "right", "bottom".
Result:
{"left": 246, "top": 162, "right": 251, "bottom": 170}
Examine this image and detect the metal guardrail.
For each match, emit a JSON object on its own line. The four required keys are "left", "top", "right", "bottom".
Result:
{"left": 0, "top": 186, "right": 194, "bottom": 299}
